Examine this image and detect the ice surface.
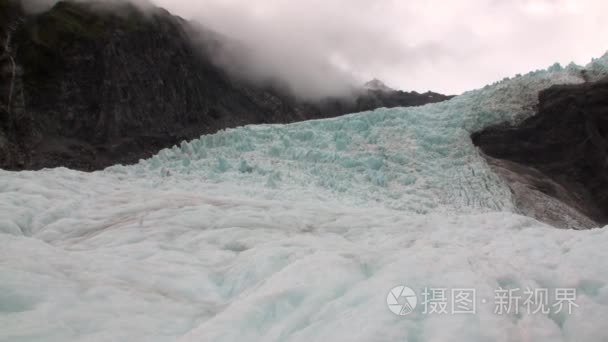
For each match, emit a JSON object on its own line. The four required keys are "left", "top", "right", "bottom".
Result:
{"left": 1, "top": 55, "right": 608, "bottom": 341}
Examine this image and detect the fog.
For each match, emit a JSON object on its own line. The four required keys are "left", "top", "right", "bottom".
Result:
{"left": 20, "top": 0, "right": 608, "bottom": 97}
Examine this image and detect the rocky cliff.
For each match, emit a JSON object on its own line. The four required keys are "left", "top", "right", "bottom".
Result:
{"left": 0, "top": 0, "right": 451, "bottom": 171}
{"left": 472, "top": 77, "right": 608, "bottom": 228}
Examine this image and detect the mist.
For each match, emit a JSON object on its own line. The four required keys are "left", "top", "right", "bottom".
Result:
{"left": 20, "top": 0, "right": 149, "bottom": 14}
{"left": 18, "top": 0, "right": 608, "bottom": 97}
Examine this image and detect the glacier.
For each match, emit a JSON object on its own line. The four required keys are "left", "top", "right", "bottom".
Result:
{"left": 1, "top": 55, "right": 608, "bottom": 341}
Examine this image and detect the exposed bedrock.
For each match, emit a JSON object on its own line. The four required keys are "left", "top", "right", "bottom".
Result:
{"left": 472, "top": 78, "right": 608, "bottom": 229}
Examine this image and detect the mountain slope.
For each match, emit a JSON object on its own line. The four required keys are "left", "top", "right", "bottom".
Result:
{"left": 0, "top": 0, "right": 451, "bottom": 171}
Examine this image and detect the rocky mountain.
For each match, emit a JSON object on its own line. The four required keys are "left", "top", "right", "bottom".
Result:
{"left": 0, "top": 0, "right": 452, "bottom": 171}
{"left": 363, "top": 79, "right": 394, "bottom": 92}
{"left": 472, "top": 77, "right": 608, "bottom": 228}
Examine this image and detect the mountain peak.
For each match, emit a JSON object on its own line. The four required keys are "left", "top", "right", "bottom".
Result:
{"left": 363, "top": 78, "right": 394, "bottom": 92}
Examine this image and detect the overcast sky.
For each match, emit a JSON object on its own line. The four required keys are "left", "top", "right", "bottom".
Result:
{"left": 27, "top": 0, "right": 608, "bottom": 96}
{"left": 143, "top": 0, "right": 607, "bottom": 96}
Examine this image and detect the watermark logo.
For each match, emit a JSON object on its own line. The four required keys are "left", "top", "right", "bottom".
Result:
{"left": 387, "top": 286, "right": 578, "bottom": 316}
{"left": 387, "top": 286, "right": 417, "bottom": 315}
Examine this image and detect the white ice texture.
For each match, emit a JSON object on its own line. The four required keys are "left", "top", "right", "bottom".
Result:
{"left": 2, "top": 54, "right": 608, "bottom": 341}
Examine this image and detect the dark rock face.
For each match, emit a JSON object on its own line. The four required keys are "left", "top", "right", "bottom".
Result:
{"left": 472, "top": 78, "right": 608, "bottom": 228}
{"left": 0, "top": 1, "right": 451, "bottom": 171}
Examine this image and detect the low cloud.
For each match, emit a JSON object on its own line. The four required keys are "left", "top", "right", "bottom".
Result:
{"left": 153, "top": 0, "right": 608, "bottom": 96}
{"left": 18, "top": 0, "right": 608, "bottom": 97}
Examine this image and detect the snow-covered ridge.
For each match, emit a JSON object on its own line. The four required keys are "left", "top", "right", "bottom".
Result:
{"left": 1, "top": 53, "right": 608, "bottom": 342}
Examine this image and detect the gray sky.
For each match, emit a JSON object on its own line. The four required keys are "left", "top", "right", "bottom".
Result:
{"left": 151, "top": 0, "right": 608, "bottom": 95}
{"left": 27, "top": 0, "right": 608, "bottom": 96}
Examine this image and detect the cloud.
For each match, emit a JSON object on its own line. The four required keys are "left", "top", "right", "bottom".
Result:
{"left": 20, "top": 0, "right": 153, "bottom": 14}
{"left": 150, "top": 0, "right": 608, "bottom": 96}
{"left": 18, "top": 0, "right": 608, "bottom": 96}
